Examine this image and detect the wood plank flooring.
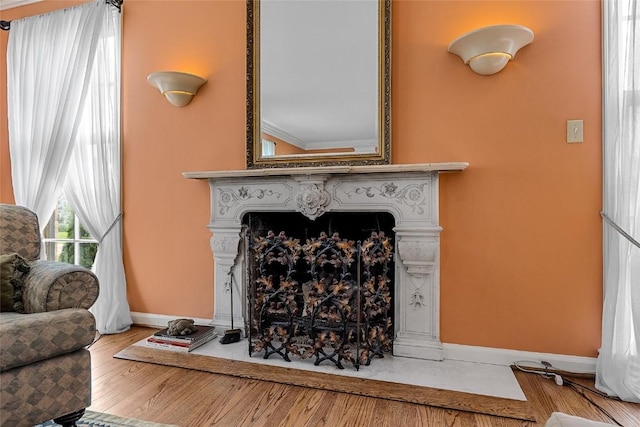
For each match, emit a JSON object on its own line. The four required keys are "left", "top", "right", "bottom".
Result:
{"left": 88, "top": 327, "right": 640, "bottom": 427}
{"left": 114, "top": 345, "right": 535, "bottom": 421}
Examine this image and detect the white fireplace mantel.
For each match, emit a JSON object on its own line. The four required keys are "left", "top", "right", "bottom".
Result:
{"left": 184, "top": 162, "right": 468, "bottom": 361}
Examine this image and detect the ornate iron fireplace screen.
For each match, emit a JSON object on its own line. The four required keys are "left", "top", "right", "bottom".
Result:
{"left": 248, "top": 229, "right": 393, "bottom": 370}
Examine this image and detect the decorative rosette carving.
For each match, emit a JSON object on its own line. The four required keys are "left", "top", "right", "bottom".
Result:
{"left": 295, "top": 182, "right": 331, "bottom": 220}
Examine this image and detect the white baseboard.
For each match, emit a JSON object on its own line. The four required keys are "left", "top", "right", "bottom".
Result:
{"left": 131, "top": 312, "right": 215, "bottom": 329}
{"left": 131, "top": 312, "right": 597, "bottom": 374}
{"left": 443, "top": 343, "right": 597, "bottom": 374}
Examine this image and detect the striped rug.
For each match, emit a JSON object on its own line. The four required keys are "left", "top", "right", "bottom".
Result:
{"left": 35, "top": 410, "right": 177, "bottom": 427}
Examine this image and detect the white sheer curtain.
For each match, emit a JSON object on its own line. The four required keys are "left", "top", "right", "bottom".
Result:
{"left": 63, "top": 6, "right": 132, "bottom": 334}
{"left": 6, "top": 0, "right": 106, "bottom": 227}
{"left": 597, "top": 0, "right": 640, "bottom": 403}
{"left": 7, "top": 0, "right": 131, "bottom": 334}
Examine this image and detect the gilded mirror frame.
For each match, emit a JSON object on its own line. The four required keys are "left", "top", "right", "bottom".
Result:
{"left": 246, "top": 0, "right": 391, "bottom": 169}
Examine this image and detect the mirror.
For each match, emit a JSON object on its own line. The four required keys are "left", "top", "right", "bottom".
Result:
{"left": 247, "top": 0, "right": 391, "bottom": 169}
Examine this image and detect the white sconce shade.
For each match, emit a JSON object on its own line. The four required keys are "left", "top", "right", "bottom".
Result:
{"left": 147, "top": 71, "right": 207, "bottom": 107}
{"left": 448, "top": 25, "right": 534, "bottom": 75}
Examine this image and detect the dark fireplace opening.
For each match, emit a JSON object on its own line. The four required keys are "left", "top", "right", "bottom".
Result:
{"left": 243, "top": 211, "right": 395, "bottom": 243}
{"left": 242, "top": 211, "right": 395, "bottom": 370}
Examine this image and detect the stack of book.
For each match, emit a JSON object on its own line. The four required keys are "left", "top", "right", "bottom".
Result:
{"left": 146, "top": 325, "right": 217, "bottom": 352}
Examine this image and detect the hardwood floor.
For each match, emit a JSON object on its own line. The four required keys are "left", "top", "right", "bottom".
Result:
{"left": 88, "top": 327, "right": 640, "bottom": 427}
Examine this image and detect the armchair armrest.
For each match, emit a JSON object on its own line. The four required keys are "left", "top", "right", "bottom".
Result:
{"left": 22, "top": 260, "right": 99, "bottom": 313}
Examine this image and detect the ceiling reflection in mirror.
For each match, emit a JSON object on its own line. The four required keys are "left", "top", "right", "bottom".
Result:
{"left": 247, "top": 0, "right": 391, "bottom": 168}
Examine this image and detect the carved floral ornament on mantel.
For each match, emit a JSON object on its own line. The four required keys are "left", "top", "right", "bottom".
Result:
{"left": 346, "top": 181, "right": 428, "bottom": 214}
{"left": 218, "top": 186, "right": 283, "bottom": 215}
{"left": 216, "top": 180, "right": 430, "bottom": 221}
{"left": 295, "top": 181, "right": 331, "bottom": 220}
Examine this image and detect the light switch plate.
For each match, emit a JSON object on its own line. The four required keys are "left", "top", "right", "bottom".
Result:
{"left": 567, "top": 120, "right": 584, "bottom": 143}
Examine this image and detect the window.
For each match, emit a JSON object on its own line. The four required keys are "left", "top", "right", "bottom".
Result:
{"left": 42, "top": 197, "right": 98, "bottom": 269}
{"left": 262, "top": 139, "right": 276, "bottom": 157}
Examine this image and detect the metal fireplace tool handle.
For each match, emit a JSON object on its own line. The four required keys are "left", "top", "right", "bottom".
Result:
{"left": 220, "top": 230, "right": 245, "bottom": 344}
{"left": 355, "top": 240, "right": 362, "bottom": 371}
{"left": 220, "top": 271, "right": 241, "bottom": 344}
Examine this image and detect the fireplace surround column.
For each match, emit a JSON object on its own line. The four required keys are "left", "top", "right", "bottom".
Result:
{"left": 394, "top": 228, "right": 443, "bottom": 360}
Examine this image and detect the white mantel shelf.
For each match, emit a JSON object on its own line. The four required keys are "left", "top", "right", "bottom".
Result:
{"left": 187, "top": 161, "right": 469, "bottom": 362}
{"left": 183, "top": 162, "right": 468, "bottom": 180}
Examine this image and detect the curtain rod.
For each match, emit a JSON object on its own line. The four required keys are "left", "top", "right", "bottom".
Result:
{"left": 0, "top": 0, "right": 123, "bottom": 31}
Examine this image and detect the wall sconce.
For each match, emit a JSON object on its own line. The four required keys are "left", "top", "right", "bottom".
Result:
{"left": 448, "top": 25, "right": 534, "bottom": 75}
{"left": 147, "top": 71, "right": 207, "bottom": 107}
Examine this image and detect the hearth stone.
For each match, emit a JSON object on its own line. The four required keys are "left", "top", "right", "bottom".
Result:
{"left": 184, "top": 163, "right": 468, "bottom": 361}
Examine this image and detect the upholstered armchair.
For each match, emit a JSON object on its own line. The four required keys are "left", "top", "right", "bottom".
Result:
{"left": 0, "top": 204, "right": 99, "bottom": 427}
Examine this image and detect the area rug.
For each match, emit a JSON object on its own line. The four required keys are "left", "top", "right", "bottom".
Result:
{"left": 115, "top": 338, "right": 536, "bottom": 422}
{"left": 35, "top": 410, "right": 177, "bottom": 427}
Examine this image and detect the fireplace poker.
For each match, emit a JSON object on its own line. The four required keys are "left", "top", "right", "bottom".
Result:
{"left": 355, "top": 240, "right": 362, "bottom": 371}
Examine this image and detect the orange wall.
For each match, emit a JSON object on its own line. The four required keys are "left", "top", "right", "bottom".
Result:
{"left": 0, "top": 0, "right": 602, "bottom": 357}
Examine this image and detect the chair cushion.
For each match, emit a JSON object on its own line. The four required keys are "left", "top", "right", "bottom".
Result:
{"left": 0, "top": 253, "right": 30, "bottom": 313}
{"left": 0, "top": 309, "right": 96, "bottom": 371}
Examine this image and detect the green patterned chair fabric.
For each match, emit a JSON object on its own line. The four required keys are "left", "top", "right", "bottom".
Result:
{"left": 0, "top": 204, "right": 100, "bottom": 427}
